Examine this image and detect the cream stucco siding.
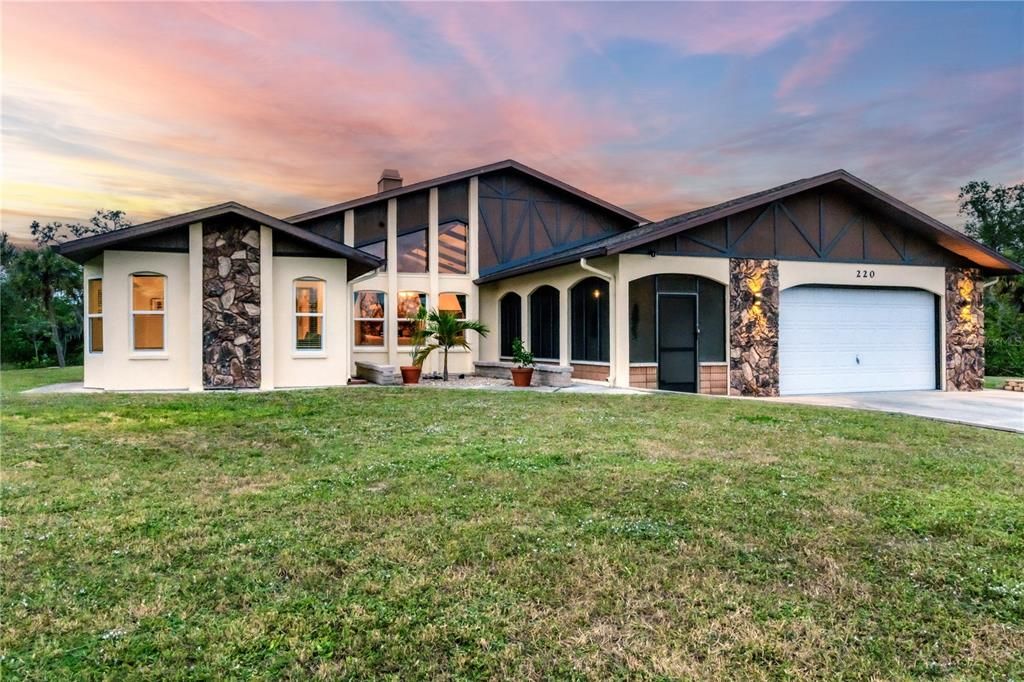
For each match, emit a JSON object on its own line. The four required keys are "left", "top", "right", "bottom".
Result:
{"left": 272, "top": 256, "right": 349, "bottom": 388}
{"left": 478, "top": 256, "right": 620, "bottom": 377}
{"left": 91, "top": 250, "right": 191, "bottom": 390}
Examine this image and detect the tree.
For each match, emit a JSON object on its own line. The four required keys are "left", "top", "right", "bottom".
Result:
{"left": 957, "top": 181, "right": 1024, "bottom": 376}
{"left": 411, "top": 309, "right": 489, "bottom": 381}
{"left": 9, "top": 248, "right": 82, "bottom": 367}
{"left": 30, "top": 209, "right": 132, "bottom": 246}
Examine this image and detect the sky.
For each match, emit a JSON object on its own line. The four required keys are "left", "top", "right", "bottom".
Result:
{"left": 2, "top": 1, "right": 1022, "bottom": 242}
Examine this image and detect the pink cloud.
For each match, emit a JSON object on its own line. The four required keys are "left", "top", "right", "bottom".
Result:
{"left": 777, "top": 29, "right": 869, "bottom": 104}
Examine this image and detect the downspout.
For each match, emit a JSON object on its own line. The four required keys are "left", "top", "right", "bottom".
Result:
{"left": 579, "top": 257, "right": 616, "bottom": 386}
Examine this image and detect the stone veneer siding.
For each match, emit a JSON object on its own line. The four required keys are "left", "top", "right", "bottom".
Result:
{"left": 945, "top": 267, "right": 984, "bottom": 391}
{"left": 202, "top": 222, "right": 261, "bottom": 388}
{"left": 729, "top": 258, "right": 779, "bottom": 396}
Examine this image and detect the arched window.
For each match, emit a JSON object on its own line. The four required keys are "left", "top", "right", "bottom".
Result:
{"left": 353, "top": 291, "right": 385, "bottom": 347}
{"left": 529, "top": 286, "right": 559, "bottom": 361}
{"left": 499, "top": 293, "right": 522, "bottom": 358}
{"left": 131, "top": 273, "right": 166, "bottom": 351}
{"left": 571, "top": 277, "right": 609, "bottom": 362}
{"left": 294, "top": 278, "right": 325, "bottom": 351}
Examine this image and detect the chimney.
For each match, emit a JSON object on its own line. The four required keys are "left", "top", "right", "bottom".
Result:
{"left": 377, "top": 169, "right": 403, "bottom": 193}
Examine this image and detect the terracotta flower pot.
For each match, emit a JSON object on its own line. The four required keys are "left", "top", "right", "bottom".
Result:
{"left": 400, "top": 366, "right": 422, "bottom": 384}
{"left": 510, "top": 367, "right": 534, "bottom": 387}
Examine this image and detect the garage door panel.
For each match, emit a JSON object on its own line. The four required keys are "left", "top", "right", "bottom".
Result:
{"left": 779, "top": 287, "right": 936, "bottom": 395}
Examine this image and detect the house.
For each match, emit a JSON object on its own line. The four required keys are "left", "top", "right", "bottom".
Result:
{"left": 55, "top": 160, "right": 1021, "bottom": 395}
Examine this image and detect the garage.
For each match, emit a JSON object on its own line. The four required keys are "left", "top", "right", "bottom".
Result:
{"left": 779, "top": 286, "right": 938, "bottom": 395}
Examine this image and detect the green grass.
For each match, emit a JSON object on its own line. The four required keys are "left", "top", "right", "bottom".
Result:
{"left": 984, "top": 376, "right": 1019, "bottom": 390}
{"left": 3, "top": 367, "right": 1023, "bottom": 679}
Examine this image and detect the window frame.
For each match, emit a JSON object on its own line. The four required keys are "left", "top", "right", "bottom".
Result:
{"left": 499, "top": 292, "right": 521, "bottom": 359}
{"left": 437, "top": 220, "right": 468, "bottom": 275}
{"left": 353, "top": 290, "right": 387, "bottom": 350}
{"left": 293, "top": 277, "right": 326, "bottom": 353}
{"left": 570, "top": 277, "right": 610, "bottom": 363}
{"left": 529, "top": 285, "right": 560, "bottom": 362}
{"left": 129, "top": 273, "right": 167, "bottom": 353}
{"left": 87, "top": 277, "right": 103, "bottom": 354}
{"left": 396, "top": 291, "right": 427, "bottom": 347}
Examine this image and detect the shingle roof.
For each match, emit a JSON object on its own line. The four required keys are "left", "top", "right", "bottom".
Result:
{"left": 286, "top": 159, "right": 648, "bottom": 225}
{"left": 475, "top": 169, "right": 1022, "bottom": 283}
{"left": 54, "top": 202, "right": 384, "bottom": 270}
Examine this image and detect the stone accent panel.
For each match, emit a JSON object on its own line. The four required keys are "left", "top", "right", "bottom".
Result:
{"left": 203, "top": 221, "right": 261, "bottom": 389}
{"left": 945, "top": 267, "right": 984, "bottom": 391}
{"left": 699, "top": 363, "right": 729, "bottom": 395}
{"left": 729, "top": 259, "right": 779, "bottom": 396}
{"left": 629, "top": 365, "right": 657, "bottom": 389}
{"left": 572, "top": 363, "right": 610, "bottom": 382}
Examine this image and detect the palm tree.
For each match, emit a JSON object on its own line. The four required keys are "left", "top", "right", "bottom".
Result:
{"left": 411, "top": 309, "right": 489, "bottom": 381}
{"left": 10, "top": 247, "right": 81, "bottom": 368}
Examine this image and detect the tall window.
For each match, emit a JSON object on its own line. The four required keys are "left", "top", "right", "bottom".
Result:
{"left": 529, "top": 285, "right": 559, "bottom": 360}
{"left": 438, "top": 221, "right": 468, "bottom": 274}
{"left": 397, "top": 229, "right": 428, "bottom": 272}
{"left": 87, "top": 278, "right": 103, "bottom": 353}
{"left": 397, "top": 291, "right": 426, "bottom": 346}
{"left": 499, "top": 293, "right": 521, "bottom": 358}
{"left": 439, "top": 292, "right": 467, "bottom": 342}
{"left": 354, "top": 203, "right": 387, "bottom": 271}
{"left": 354, "top": 291, "right": 386, "bottom": 347}
{"left": 294, "top": 278, "right": 325, "bottom": 351}
{"left": 571, "top": 277, "right": 610, "bottom": 362}
{"left": 397, "top": 192, "right": 429, "bottom": 273}
{"left": 131, "top": 274, "right": 165, "bottom": 351}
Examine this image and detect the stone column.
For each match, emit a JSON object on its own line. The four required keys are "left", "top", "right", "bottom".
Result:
{"left": 202, "top": 221, "right": 261, "bottom": 389}
{"left": 729, "top": 258, "right": 779, "bottom": 396}
{"left": 945, "top": 267, "right": 984, "bottom": 391}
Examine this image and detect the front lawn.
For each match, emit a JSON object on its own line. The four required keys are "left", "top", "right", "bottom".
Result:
{"left": 3, "top": 367, "right": 1022, "bottom": 679}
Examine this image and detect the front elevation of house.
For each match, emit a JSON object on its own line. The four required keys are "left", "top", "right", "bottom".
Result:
{"left": 56, "top": 160, "right": 1021, "bottom": 396}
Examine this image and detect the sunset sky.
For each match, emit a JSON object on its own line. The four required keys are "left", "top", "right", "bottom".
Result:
{"left": 2, "top": 1, "right": 1022, "bottom": 241}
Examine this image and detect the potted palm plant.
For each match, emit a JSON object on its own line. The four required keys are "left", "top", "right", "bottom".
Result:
{"left": 400, "top": 306, "right": 428, "bottom": 384}
{"left": 411, "top": 309, "right": 489, "bottom": 381}
{"left": 510, "top": 337, "right": 534, "bottom": 387}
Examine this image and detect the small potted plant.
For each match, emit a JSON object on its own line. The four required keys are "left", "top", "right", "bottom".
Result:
{"left": 510, "top": 337, "right": 534, "bottom": 387}
{"left": 401, "top": 307, "right": 428, "bottom": 384}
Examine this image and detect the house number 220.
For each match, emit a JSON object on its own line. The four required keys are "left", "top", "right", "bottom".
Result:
{"left": 856, "top": 270, "right": 876, "bottom": 279}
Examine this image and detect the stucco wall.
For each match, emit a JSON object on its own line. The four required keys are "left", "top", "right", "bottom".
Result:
{"left": 478, "top": 256, "right": 620, "bottom": 374}
{"left": 90, "top": 250, "right": 191, "bottom": 390}
{"left": 272, "top": 256, "right": 349, "bottom": 388}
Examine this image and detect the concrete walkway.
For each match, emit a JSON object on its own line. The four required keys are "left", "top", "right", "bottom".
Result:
{"left": 774, "top": 389, "right": 1024, "bottom": 433}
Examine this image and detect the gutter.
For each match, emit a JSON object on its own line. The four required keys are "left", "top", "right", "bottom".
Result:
{"left": 579, "top": 257, "right": 616, "bottom": 386}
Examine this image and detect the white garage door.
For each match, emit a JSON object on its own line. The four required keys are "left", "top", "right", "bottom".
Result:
{"left": 779, "top": 287, "right": 937, "bottom": 395}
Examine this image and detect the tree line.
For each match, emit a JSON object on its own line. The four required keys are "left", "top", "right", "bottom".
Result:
{"left": 1, "top": 211, "right": 130, "bottom": 368}
{"left": 1, "top": 184, "right": 1022, "bottom": 374}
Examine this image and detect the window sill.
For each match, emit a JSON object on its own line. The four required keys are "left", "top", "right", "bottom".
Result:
{"left": 353, "top": 347, "right": 386, "bottom": 353}
{"left": 571, "top": 360, "right": 610, "bottom": 366}
{"left": 292, "top": 352, "right": 327, "bottom": 359}
{"left": 130, "top": 353, "right": 169, "bottom": 361}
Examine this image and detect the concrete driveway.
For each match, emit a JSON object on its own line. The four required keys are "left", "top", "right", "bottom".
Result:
{"left": 776, "top": 389, "right": 1024, "bottom": 433}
